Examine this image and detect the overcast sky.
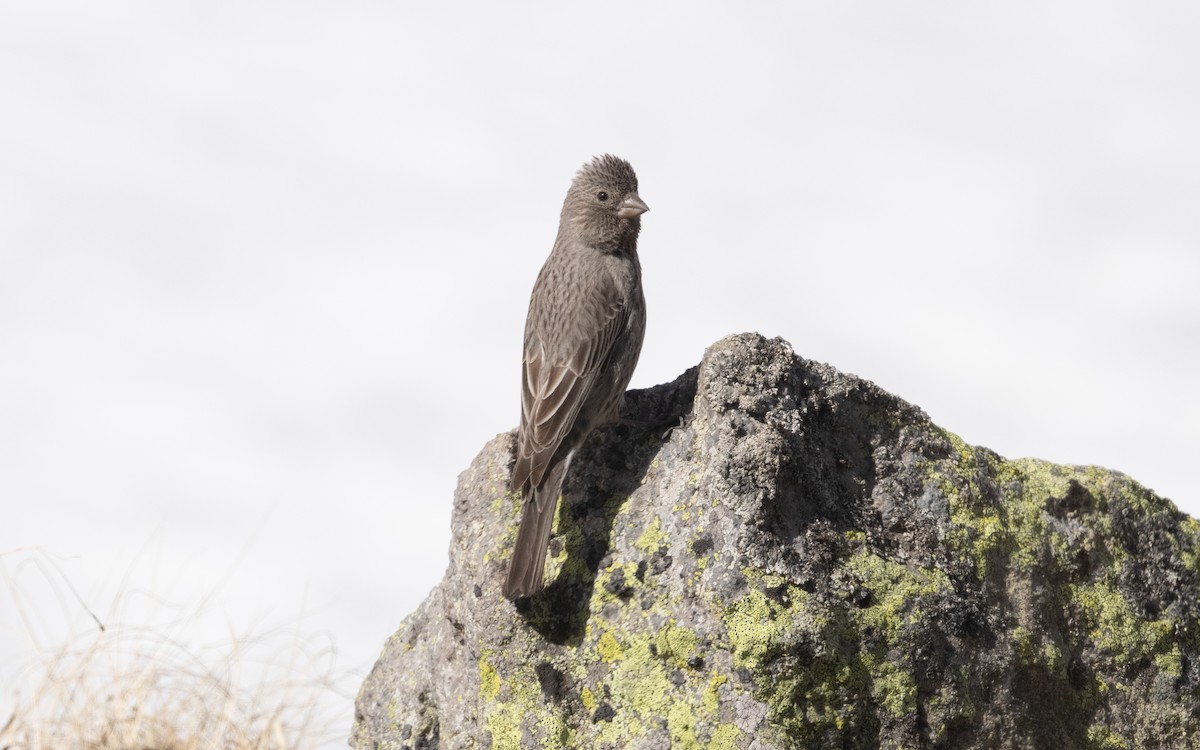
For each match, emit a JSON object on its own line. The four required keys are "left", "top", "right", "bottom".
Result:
{"left": 3, "top": 1, "right": 1198, "bottom": 742}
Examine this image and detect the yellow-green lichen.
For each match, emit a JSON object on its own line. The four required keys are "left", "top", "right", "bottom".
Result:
{"left": 655, "top": 620, "right": 698, "bottom": 669}
{"left": 996, "top": 458, "right": 1104, "bottom": 573}
{"left": 480, "top": 655, "right": 582, "bottom": 750}
{"left": 924, "top": 430, "right": 1009, "bottom": 578}
{"left": 598, "top": 630, "right": 625, "bottom": 663}
{"left": 485, "top": 490, "right": 525, "bottom": 564}
{"left": 1072, "top": 582, "right": 1174, "bottom": 668}
{"left": 568, "top": 566, "right": 731, "bottom": 748}
{"left": 871, "top": 662, "right": 917, "bottom": 718}
{"left": 536, "top": 713, "right": 574, "bottom": 749}
{"left": 1087, "top": 723, "right": 1131, "bottom": 749}
{"left": 587, "top": 629, "right": 716, "bottom": 747}
{"left": 484, "top": 702, "right": 523, "bottom": 750}
{"left": 1181, "top": 517, "right": 1200, "bottom": 577}
{"left": 707, "top": 723, "right": 741, "bottom": 749}
{"left": 722, "top": 550, "right": 957, "bottom": 742}
{"left": 635, "top": 515, "right": 666, "bottom": 554}
{"left": 927, "top": 431, "right": 1124, "bottom": 582}
{"left": 724, "top": 572, "right": 877, "bottom": 744}
{"left": 703, "top": 674, "right": 727, "bottom": 714}
{"left": 469, "top": 421, "right": 1198, "bottom": 748}
{"left": 593, "top": 561, "right": 642, "bottom": 605}
{"left": 724, "top": 587, "right": 785, "bottom": 666}
{"left": 479, "top": 651, "right": 500, "bottom": 702}
{"left": 531, "top": 492, "right": 635, "bottom": 597}
{"left": 1012, "top": 625, "right": 1034, "bottom": 662}
{"left": 1154, "top": 646, "right": 1184, "bottom": 679}
{"left": 846, "top": 547, "right": 953, "bottom": 642}
{"left": 1010, "top": 624, "right": 1067, "bottom": 677}
{"left": 667, "top": 699, "right": 701, "bottom": 748}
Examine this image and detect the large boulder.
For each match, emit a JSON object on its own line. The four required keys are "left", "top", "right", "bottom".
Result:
{"left": 352, "top": 333, "right": 1200, "bottom": 749}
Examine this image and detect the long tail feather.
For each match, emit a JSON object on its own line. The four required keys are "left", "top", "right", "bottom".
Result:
{"left": 503, "top": 463, "right": 568, "bottom": 599}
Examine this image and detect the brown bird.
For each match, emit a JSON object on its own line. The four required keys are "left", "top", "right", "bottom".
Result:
{"left": 503, "top": 155, "right": 649, "bottom": 600}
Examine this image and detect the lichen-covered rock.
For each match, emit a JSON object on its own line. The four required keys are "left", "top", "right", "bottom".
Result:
{"left": 351, "top": 333, "right": 1200, "bottom": 750}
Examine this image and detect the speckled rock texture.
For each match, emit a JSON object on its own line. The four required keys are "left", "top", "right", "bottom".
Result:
{"left": 351, "top": 333, "right": 1200, "bottom": 750}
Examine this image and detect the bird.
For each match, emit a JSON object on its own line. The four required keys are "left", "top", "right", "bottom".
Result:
{"left": 503, "top": 154, "right": 649, "bottom": 600}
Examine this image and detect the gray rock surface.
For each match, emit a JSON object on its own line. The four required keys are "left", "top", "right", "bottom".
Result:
{"left": 352, "top": 333, "right": 1200, "bottom": 749}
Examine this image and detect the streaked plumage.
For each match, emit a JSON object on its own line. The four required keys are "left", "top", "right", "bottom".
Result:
{"left": 503, "top": 155, "right": 649, "bottom": 599}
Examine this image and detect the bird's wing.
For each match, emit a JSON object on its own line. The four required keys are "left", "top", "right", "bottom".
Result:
{"left": 512, "top": 285, "right": 629, "bottom": 492}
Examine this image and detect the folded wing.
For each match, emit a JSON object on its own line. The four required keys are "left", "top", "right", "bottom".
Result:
{"left": 512, "top": 288, "right": 629, "bottom": 493}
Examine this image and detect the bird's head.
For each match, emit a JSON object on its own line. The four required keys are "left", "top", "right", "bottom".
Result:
{"left": 562, "top": 154, "right": 649, "bottom": 248}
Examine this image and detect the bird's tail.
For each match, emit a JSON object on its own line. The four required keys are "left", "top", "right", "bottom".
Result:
{"left": 503, "top": 462, "right": 568, "bottom": 599}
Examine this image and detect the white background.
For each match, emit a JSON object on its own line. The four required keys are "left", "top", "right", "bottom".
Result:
{"left": 3, "top": 1, "right": 1198, "bottom": 743}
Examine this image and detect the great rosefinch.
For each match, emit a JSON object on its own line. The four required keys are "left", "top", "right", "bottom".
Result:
{"left": 503, "top": 155, "right": 649, "bottom": 599}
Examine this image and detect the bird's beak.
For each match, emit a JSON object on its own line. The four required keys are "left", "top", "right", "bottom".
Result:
{"left": 617, "top": 193, "right": 649, "bottom": 218}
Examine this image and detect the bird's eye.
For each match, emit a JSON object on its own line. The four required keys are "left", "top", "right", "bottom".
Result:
{"left": 597, "top": 191, "right": 609, "bottom": 202}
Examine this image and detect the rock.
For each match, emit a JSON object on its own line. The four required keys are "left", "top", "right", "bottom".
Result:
{"left": 351, "top": 333, "right": 1200, "bottom": 749}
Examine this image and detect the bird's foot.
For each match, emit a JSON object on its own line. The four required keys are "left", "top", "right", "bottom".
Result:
{"left": 618, "top": 414, "right": 689, "bottom": 440}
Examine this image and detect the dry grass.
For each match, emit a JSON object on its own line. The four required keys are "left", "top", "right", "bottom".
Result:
{"left": 1, "top": 549, "right": 350, "bottom": 750}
